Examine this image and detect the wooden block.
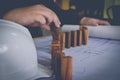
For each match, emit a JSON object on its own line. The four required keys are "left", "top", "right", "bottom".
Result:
{"left": 55, "top": 52, "right": 67, "bottom": 80}
{"left": 51, "top": 43, "right": 60, "bottom": 72}
{"left": 50, "top": 22, "right": 61, "bottom": 41}
{"left": 66, "top": 56, "right": 72, "bottom": 80}
{"left": 82, "top": 27, "right": 88, "bottom": 45}
{"left": 61, "top": 56, "right": 72, "bottom": 80}
{"left": 61, "top": 56, "right": 67, "bottom": 80}
{"left": 65, "top": 32, "right": 71, "bottom": 48}
{"left": 51, "top": 40, "right": 61, "bottom": 69}
{"left": 52, "top": 43, "right": 61, "bottom": 47}
{"left": 55, "top": 52, "right": 62, "bottom": 80}
{"left": 60, "top": 33, "right": 66, "bottom": 50}
{"left": 77, "top": 30, "right": 82, "bottom": 46}
{"left": 50, "top": 22, "right": 61, "bottom": 71}
{"left": 77, "top": 25, "right": 83, "bottom": 46}
{"left": 52, "top": 48, "right": 65, "bottom": 80}
{"left": 55, "top": 52, "right": 65, "bottom": 80}
{"left": 71, "top": 31, "right": 77, "bottom": 47}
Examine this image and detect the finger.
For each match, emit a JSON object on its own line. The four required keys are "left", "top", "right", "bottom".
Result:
{"left": 97, "top": 20, "right": 111, "bottom": 25}
{"left": 37, "top": 10, "right": 53, "bottom": 24}
{"left": 37, "top": 7, "right": 61, "bottom": 27}
{"left": 30, "top": 23, "right": 40, "bottom": 27}
{"left": 40, "top": 24, "right": 50, "bottom": 30}
{"left": 89, "top": 22, "right": 99, "bottom": 26}
{"left": 52, "top": 14, "right": 61, "bottom": 27}
{"left": 40, "top": 12, "right": 61, "bottom": 27}
{"left": 34, "top": 14, "right": 47, "bottom": 25}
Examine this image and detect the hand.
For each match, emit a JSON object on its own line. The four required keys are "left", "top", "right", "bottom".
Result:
{"left": 3, "top": 5, "right": 61, "bottom": 30}
{"left": 80, "top": 17, "right": 110, "bottom": 26}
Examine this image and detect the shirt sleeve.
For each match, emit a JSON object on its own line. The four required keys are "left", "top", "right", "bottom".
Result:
{"left": 56, "top": 9, "right": 84, "bottom": 25}
{"left": 41, "top": 0, "right": 84, "bottom": 25}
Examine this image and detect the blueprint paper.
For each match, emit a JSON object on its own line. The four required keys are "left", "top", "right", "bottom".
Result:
{"left": 34, "top": 37, "right": 52, "bottom": 68}
{"left": 33, "top": 37, "right": 53, "bottom": 80}
{"left": 34, "top": 36, "right": 120, "bottom": 80}
{"left": 64, "top": 38, "right": 120, "bottom": 80}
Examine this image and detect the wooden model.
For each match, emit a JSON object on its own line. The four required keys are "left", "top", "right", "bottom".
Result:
{"left": 50, "top": 23, "right": 88, "bottom": 80}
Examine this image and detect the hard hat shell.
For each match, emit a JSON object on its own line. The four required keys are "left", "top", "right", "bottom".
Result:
{"left": 0, "top": 19, "right": 38, "bottom": 80}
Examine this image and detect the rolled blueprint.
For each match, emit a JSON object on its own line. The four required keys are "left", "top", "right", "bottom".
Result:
{"left": 86, "top": 25, "right": 120, "bottom": 40}
{"left": 61, "top": 25, "right": 120, "bottom": 40}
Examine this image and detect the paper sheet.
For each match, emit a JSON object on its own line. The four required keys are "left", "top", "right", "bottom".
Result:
{"left": 34, "top": 36, "right": 120, "bottom": 80}
{"left": 33, "top": 37, "right": 53, "bottom": 80}
{"left": 64, "top": 38, "right": 120, "bottom": 80}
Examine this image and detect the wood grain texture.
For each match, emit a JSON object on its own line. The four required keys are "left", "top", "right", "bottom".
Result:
{"left": 71, "top": 31, "right": 77, "bottom": 47}
{"left": 65, "top": 32, "right": 71, "bottom": 48}
{"left": 82, "top": 27, "right": 88, "bottom": 45}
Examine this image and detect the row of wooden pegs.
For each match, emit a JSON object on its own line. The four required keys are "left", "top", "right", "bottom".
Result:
{"left": 61, "top": 25, "right": 88, "bottom": 50}
{"left": 50, "top": 23, "right": 88, "bottom": 80}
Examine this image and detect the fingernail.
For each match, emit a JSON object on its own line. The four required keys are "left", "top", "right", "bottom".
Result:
{"left": 56, "top": 23, "right": 61, "bottom": 27}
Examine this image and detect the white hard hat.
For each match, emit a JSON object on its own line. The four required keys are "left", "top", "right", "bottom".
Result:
{"left": 0, "top": 19, "right": 38, "bottom": 80}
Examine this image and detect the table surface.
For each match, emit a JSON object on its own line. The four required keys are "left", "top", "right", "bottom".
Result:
{"left": 34, "top": 36, "right": 120, "bottom": 80}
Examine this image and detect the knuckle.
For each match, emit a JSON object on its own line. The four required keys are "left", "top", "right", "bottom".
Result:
{"left": 40, "top": 17, "right": 46, "bottom": 24}
{"left": 48, "top": 11, "right": 53, "bottom": 16}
